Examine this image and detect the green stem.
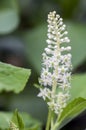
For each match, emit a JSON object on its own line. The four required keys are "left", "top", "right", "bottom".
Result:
{"left": 52, "top": 120, "right": 60, "bottom": 130}
{"left": 51, "top": 112, "right": 55, "bottom": 129}
{"left": 45, "top": 109, "right": 52, "bottom": 130}
{"left": 52, "top": 124, "right": 59, "bottom": 130}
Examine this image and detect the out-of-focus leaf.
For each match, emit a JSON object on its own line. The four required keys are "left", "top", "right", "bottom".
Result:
{"left": 22, "top": 24, "right": 46, "bottom": 73}
{"left": 70, "top": 74, "right": 86, "bottom": 99}
{"left": 0, "top": 111, "right": 42, "bottom": 130}
{"left": 67, "top": 22, "right": 86, "bottom": 69}
{"left": 21, "top": 112, "right": 42, "bottom": 130}
{"left": 0, "top": 9, "right": 19, "bottom": 34}
{"left": 0, "top": 62, "right": 31, "bottom": 93}
{"left": 23, "top": 24, "right": 47, "bottom": 73}
{"left": 22, "top": 22, "right": 86, "bottom": 73}
{"left": 0, "top": 112, "right": 11, "bottom": 129}
{"left": 0, "top": 0, "right": 19, "bottom": 34}
{"left": 8, "top": 88, "right": 48, "bottom": 124}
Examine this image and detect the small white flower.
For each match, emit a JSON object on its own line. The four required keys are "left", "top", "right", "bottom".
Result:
{"left": 61, "top": 46, "right": 71, "bottom": 51}
{"left": 56, "top": 92, "right": 69, "bottom": 111}
{"left": 38, "top": 88, "right": 50, "bottom": 100}
{"left": 39, "top": 68, "right": 52, "bottom": 86}
{"left": 47, "top": 100, "right": 57, "bottom": 111}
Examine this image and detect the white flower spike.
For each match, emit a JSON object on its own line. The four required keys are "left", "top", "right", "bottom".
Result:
{"left": 38, "top": 11, "right": 72, "bottom": 114}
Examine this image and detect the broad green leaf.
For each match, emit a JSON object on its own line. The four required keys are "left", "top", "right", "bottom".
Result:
{"left": 0, "top": 0, "right": 19, "bottom": 34}
{"left": 22, "top": 22, "right": 86, "bottom": 73}
{"left": 0, "top": 112, "right": 42, "bottom": 130}
{"left": 71, "top": 74, "right": 86, "bottom": 99}
{"left": 0, "top": 62, "right": 31, "bottom": 93}
{"left": 55, "top": 98, "right": 86, "bottom": 130}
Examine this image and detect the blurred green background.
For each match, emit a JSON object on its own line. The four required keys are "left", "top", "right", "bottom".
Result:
{"left": 0, "top": 0, "right": 86, "bottom": 130}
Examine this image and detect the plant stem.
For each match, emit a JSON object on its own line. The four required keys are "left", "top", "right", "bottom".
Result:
{"left": 52, "top": 122, "right": 60, "bottom": 130}
{"left": 45, "top": 109, "right": 52, "bottom": 130}
{"left": 51, "top": 113, "right": 55, "bottom": 129}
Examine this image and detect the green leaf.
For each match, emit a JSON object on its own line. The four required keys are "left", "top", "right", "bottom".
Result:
{"left": 0, "top": 62, "right": 31, "bottom": 93}
{"left": 55, "top": 98, "right": 86, "bottom": 130}
{"left": 11, "top": 110, "right": 24, "bottom": 129}
{"left": 0, "top": 112, "right": 12, "bottom": 129}
{"left": 0, "top": 0, "right": 19, "bottom": 34}
{"left": 71, "top": 74, "right": 86, "bottom": 99}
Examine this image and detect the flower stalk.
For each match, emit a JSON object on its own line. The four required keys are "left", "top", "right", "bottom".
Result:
{"left": 38, "top": 11, "right": 72, "bottom": 130}
{"left": 45, "top": 109, "right": 52, "bottom": 130}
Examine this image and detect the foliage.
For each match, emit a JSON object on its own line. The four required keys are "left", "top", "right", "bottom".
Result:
{"left": 71, "top": 74, "right": 86, "bottom": 99}
{"left": 0, "top": 110, "right": 42, "bottom": 130}
{"left": 0, "top": 62, "right": 41, "bottom": 130}
{"left": 0, "top": 62, "right": 31, "bottom": 93}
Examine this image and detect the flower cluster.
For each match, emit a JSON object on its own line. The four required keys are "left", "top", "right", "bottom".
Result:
{"left": 38, "top": 11, "right": 72, "bottom": 114}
